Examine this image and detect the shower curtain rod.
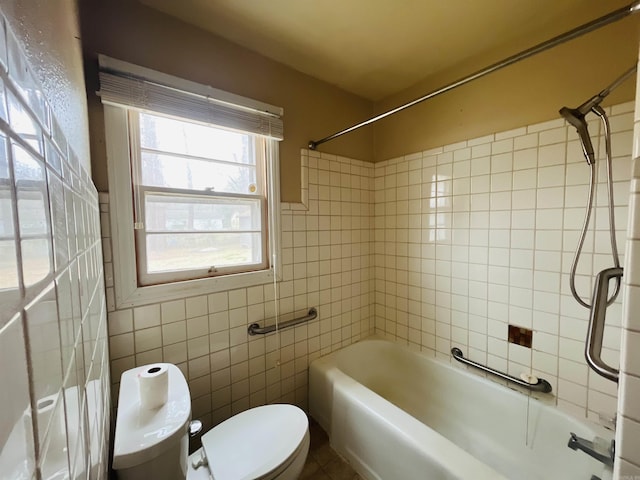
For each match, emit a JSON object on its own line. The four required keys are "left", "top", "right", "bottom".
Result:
{"left": 308, "top": 1, "right": 640, "bottom": 150}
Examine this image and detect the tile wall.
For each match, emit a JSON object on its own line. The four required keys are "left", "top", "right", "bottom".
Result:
{"left": 0, "top": 12, "right": 109, "bottom": 480}
{"left": 103, "top": 152, "right": 375, "bottom": 432}
{"left": 614, "top": 55, "right": 640, "bottom": 477}
{"left": 373, "top": 101, "right": 634, "bottom": 423}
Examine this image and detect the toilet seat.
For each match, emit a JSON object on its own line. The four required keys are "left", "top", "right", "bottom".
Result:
{"left": 198, "top": 404, "right": 308, "bottom": 480}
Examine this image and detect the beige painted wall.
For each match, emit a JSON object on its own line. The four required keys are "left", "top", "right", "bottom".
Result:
{"left": 79, "top": 0, "right": 373, "bottom": 202}
{"left": 372, "top": 16, "right": 640, "bottom": 161}
{"left": 80, "top": 1, "right": 639, "bottom": 195}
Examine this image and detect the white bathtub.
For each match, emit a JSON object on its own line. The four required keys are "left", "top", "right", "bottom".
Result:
{"left": 309, "top": 338, "right": 614, "bottom": 480}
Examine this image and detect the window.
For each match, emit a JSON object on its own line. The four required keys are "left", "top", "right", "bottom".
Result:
{"left": 130, "top": 111, "right": 269, "bottom": 285}
{"left": 100, "top": 56, "right": 282, "bottom": 307}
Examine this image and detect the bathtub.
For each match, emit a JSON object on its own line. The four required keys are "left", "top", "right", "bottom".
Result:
{"left": 309, "top": 337, "right": 613, "bottom": 480}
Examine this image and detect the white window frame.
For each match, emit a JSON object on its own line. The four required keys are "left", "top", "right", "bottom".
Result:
{"left": 102, "top": 60, "right": 281, "bottom": 308}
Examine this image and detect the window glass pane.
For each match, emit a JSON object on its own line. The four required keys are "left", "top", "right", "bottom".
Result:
{"left": 139, "top": 112, "right": 254, "bottom": 165}
{"left": 13, "top": 143, "right": 51, "bottom": 286}
{"left": 145, "top": 193, "right": 262, "bottom": 232}
{"left": 146, "top": 232, "right": 262, "bottom": 273}
{"left": 7, "top": 91, "right": 42, "bottom": 153}
{"left": 140, "top": 151, "right": 257, "bottom": 194}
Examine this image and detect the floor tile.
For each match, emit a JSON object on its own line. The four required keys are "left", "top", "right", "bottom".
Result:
{"left": 305, "top": 416, "right": 359, "bottom": 480}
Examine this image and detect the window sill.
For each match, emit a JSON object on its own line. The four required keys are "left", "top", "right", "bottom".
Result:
{"left": 114, "top": 268, "right": 275, "bottom": 308}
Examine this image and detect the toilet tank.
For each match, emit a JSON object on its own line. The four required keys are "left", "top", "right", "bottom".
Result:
{"left": 112, "top": 364, "right": 192, "bottom": 480}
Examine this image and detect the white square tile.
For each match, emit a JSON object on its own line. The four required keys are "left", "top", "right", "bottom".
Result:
{"left": 186, "top": 296, "right": 208, "bottom": 318}
{"left": 490, "top": 172, "right": 512, "bottom": 192}
{"left": 533, "top": 250, "right": 561, "bottom": 272}
{"left": 491, "top": 138, "right": 513, "bottom": 155}
{"left": 512, "top": 169, "right": 537, "bottom": 191}
{"left": 496, "top": 127, "right": 527, "bottom": 142}
{"left": 513, "top": 148, "right": 538, "bottom": 170}
{"left": 470, "top": 142, "right": 491, "bottom": 159}
{"left": 108, "top": 309, "right": 133, "bottom": 335}
{"left": 247, "top": 286, "right": 265, "bottom": 305}
{"left": 627, "top": 240, "right": 640, "bottom": 286}
{"left": 564, "top": 162, "right": 590, "bottom": 186}
{"left": 160, "top": 300, "right": 185, "bottom": 324}
{"left": 587, "top": 389, "right": 617, "bottom": 417}
{"left": 210, "top": 331, "right": 230, "bottom": 353}
{"left": 491, "top": 152, "right": 513, "bottom": 173}
{"left": 508, "top": 343, "right": 532, "bottom": 367}
{"left": 536, "top": 187, "right": 565, "bottom": 209}
{"left": 535, "top": 230, "right": 562, "bottom": 251}
{"left": 618, "top": 415, "right": 640, "bottom": 461}
{"left": 188, "top": 336, "right": 210, "bottom": 360}
{"left": 558, "top": 379, "right": 587, "bottom": 407}
{"left": 534, "top": 291, "right": 560, "bottom": 314}
{"left": 162, "top": 321, "right": 187, "bottom": 345}
{"left": 532, "top": 350, "right": 557, "bottom": 375}
{"left": 622, "top": 330, "right": 640, "bottom": 375}
{"left": 134, "top": 326, "right": 162, "bottom": 353}
{"left": 538, "top": 143, "right": 566, "bottom": 167}
{"left": 510, "top": 249, "right": 533, "bottom": 269}
{"left": 134, "top": 304, "right": 161, "bottom": 329}
{"left": 537, "top": 165, "right": 566, "bottom": 188}
{"left": 538, "top": 127, "right": 566, "bottom": 146}
{"left": 558, "top": 357, "right": 587, "bottom": 384}
{"left": 187, "top": 316, "right": 209, "bottom": 339}
{"left": 533, "top": 331, "right": 558, "bottom": 355}
{"left": 623, "top": 284, "right": 640, "bottom": 331}
{"left": 228, "top": 289, "right": 247, "bottom": 309}
{"left": 109, "top": 333, "right": 134, "bottom": 359}
{"left": 565, "top": 184, "right": 589, "bottom": 208}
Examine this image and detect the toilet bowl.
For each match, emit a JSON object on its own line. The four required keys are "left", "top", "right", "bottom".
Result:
{"left": 112, "top": 363, "right": 309, "bottom": 480}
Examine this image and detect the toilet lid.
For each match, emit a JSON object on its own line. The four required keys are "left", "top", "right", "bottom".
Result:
{"left": 201, "top": 404, "right": 308, "bottom": 480}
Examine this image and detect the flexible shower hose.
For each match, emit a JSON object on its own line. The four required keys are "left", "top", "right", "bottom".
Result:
{"left": 569, "top": 106, "right": 621, "bottom": 309}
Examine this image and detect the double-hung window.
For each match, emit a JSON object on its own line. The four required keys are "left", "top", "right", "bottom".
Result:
{"left": 130, "top": 111, "right": 268, "bottom": 285}
{"left": 99, "top": 56, "right": 282, "bottom": 307}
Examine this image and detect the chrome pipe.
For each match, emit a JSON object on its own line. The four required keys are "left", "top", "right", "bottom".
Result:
{"left": 248, "top": 307, "right": 318, "bottom": 335}
{"left": 568, "top": 433, "right": 615, "bottom": 468}
{"left": 308, "top": 2, "right": 640, "bottom": 150}
{"left": 451, "top": 347, "right": 553, "bottom": 393}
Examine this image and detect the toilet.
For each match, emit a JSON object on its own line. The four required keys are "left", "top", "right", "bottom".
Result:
{"left": 112, "top": 363, "right": 310, "bottom": 480}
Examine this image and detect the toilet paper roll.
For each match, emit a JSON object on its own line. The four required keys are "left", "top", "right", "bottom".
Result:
{"left": 138, "top": 364, "right": 169, "bottom": 410}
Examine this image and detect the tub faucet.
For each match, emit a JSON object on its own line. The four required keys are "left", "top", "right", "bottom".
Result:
{"left": 567, "top": 432, "right": 614, "bottom": 468}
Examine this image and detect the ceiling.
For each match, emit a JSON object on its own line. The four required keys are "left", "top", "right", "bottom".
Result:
{"left": 139, "top": 0, "right": 633, "bottom": 101}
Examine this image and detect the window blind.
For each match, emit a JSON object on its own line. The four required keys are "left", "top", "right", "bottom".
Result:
{"left": 98, "top": 70, "right": 283, "bottom": 141}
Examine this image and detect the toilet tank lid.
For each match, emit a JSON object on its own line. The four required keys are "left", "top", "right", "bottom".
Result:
{"left": 201, "top": 404, "right": 308, "bottom": 480}
{"left": 112, "top": 363, "right": 191, "bottom": 470}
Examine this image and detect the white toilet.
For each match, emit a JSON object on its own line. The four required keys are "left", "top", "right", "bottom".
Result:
{"left": 112, "top": 363, "right": 310, "bottom": 480}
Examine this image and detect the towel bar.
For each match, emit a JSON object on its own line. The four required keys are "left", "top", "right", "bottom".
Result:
{"left": 248, "top": 307, "right": 318, "bottom": 335}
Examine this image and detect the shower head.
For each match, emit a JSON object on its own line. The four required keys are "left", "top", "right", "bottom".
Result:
{"left": 559, "top": 65, "right": 637, "bottom": 166}
{"left": 559, "top": 89, "right": 613, "bottom": 166}
{"left": 559, "top": 105, "right": 596, "bottom": 165}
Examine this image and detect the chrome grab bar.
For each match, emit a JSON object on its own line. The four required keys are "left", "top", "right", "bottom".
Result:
{"left": 248, "top": 307, "right": 318, "bottom": 335}
{"left": 451, "top": 348, "right": 553, "bottom": 393}
{"left": 586, "top": 267, "right": 623, "bottom": 383}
